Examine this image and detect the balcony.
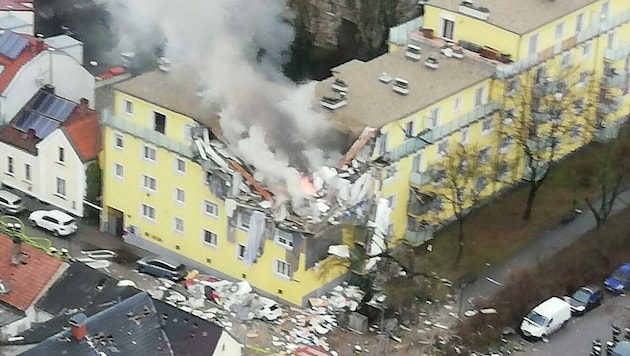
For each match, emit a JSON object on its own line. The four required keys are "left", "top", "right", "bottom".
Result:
{"left": 605, "top": 44, "right": 630, "bottom": 62}
{"left": 406, "top": 218, "right": 434, "bottom": 245}
{"left": 385, "top": 101, "right": 499, "bottom": 162}
{"left": 598, "top": 98, "right": 621, "bottom": 116}
{"left": 603, "top": 71, "right": 627, "bottom": 88}
{"left": 409, "top": 171, "right": 433, "bottom": 187}
{"left": 101, "top": 110, "right": 194, "bottom": 158}
{"left": 593, "top": 124, "right": 620, "bottom": 143}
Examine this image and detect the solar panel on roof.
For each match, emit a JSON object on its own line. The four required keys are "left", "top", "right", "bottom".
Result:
{"left": 32, "top": 116, "right": 61, "bottom": 139}
{"left": 0, "top": 31, "right": 29, "bottom": 60}
{"left": 37, "top": 96, "right": 76, "bottom": 123}
{"left": 30, "top": 92, "right": 47, "bottom": 111}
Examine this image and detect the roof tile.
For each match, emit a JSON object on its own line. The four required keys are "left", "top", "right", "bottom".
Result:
{"left": 62, "top": 106, "right": 100, "bottom": 162}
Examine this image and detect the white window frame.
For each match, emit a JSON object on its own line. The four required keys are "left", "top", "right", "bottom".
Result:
{"left": 237, "top": 244, "right": 246, "bottom": 260}
{"left": 175, "top": 157, "right": 186, "bottom": 173}
{"left": 175, "top": 188, "right": 185, "bottom": 203}
{"left": 474, "top": 87, "right": 485, "bottom": 107}
{"left": 582, "top": 41, "right": 592, "bottom": 58}
{"left": 275, "top": 230, "right": 294, "bottom": 250}
{"left": 114, "top": 132, "right": 124, "bottom": 149}
{"left": 404, "top": 120, "right": 414, "bottom": 137}
{"left": 576, "top": 13, "right": 584, "bottom": 33}
{"left": 142, "top": 175, "right": 157, "bottom": 191}
{"left": 555, "top": 22, "right": 564, "bottom": 40}
{"left": 6, "top": 156, "right": 13, "bottom": 175}
{"left": 607, "top": 29, "right": 617, "bottom": 50}
{"left": 203, "top": 200, "right": 219, "bottom": 217}
{"left": 239, "top": 210, "right": 251, "bottom": 230}
{"left": 124, "top": 100, "right": 133, "bottom": 115}
{"left": 528, "top": 34, "right": 538, "bottom": 57}
{"left": 378, "top": 133, "right": 388, "bottom": 154}
{"left": 428, "top": 108, "right": 440, "bottom": 127}
{"left": 601, "top": 1, "right": 609, "bottom": 18}
{"left": 274, "top": 259, "right": 291, "bottom": 279}
{"left": 55, "top": 177, "right": 66, "bottom": 197}
{"left": 141, "top": 203, "right": 156, "bottom": 221}
{"left": 184, "top": 124, "right": 193, "bottom": 140}
{"left": 561, "top": 52, "right": 571, "bottom": 68}
{"left": 24, "top": 163, "right": 31, "bottom": 182}
{"left": 143, "top": 145, "right": 156, "bottom": 162}
{"left": 114, "top": 163, "right": 124, "bottom": 178}
{"left": 174, "top": 217, "right": 184, "bottom": 233}
{"left": 461, "top": 127, "right": 470, "bottom": 145}
{"left": 453, "top": 96, "right": 462, "bottom": 114}
{"left": 202, "top": 229, "right": 218, "bottom": 247}
{"left": 481, "top": 117, "right": 493, "bottom": 134}
{"left": 58, "top": 147, "right": 65, "bottom": 163}
{"left": 437, "top": 139, "right": 449, "bottom": 156}
{"left": 440, "top": 16, "right": 455, "bottom": 41}
{"left": 412, "top": 152, "right": 424, "bottom": 173}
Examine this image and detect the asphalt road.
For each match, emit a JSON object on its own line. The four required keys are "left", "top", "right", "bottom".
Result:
{"left": 518, "top": 293, "right": 630, "bottom": 355}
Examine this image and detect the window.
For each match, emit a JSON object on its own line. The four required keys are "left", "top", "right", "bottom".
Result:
{"left": 142, "top": 175, "right": 157, "bottom": 191}
{"left": 461, "top": 128, "right": 469, "bottom": 145}
{"left": 437, "top": 140, "right": 449, "bottom": 156}
{"left": 114, "top": 163, "right": 124, "bottom": 178}
{"left": 114, "top": 133, "right": 124, "bottom": 149}
{"left": 175, "top": 188, "right": 185, "bottom": 203}
{"left": 276, "top": 230, "right": 294, "bottom": 249}
{"left": 578, "top": 72, "right": 589, "bottom": 86}
{"left": 6, "top": 156, "right": 13, "bottom": 174}
{"left": 482, "top": 117, "right": 493, "bottom": 134}
{"left": 576, "top": 13, "right": 584, "bottom": 32}
{"left": 204, "top": 200, "right": 219, "bottom": 217}
{"left": 58, "top": 147, "right": 65, "bottom": 163}
{"left": 154, "top": 112, "right": 166, "bottom": 134}
{"left": 124, "top": 100, "right": 133, "bottom": 114}
{"left": 404, "top": 120, "right": 414, "bottom": 137}
{"left": 453, "top": 97, "right": 462, "bottom": 114}
{"left": 607, "top": 29, "right": 616, "bottom": 50}
{"left": 428, "top": 108, "right": 440, "bottom": 127}
{"left": 561, "top": 52, "right": 571, "bottom": 68}
{"left": 174, "top": 217, "right": 184, "bottom": 233}
{"left": 583, "top": 41, "right": 592, "bottom": 57}
{"left": 385, "top": 164, "right": 397, "bottom": 180}
{"left": 528, "top": 34, "right": 538, "bottom": 57}
{"left": 240, "top": 210, "right": 251, "bottom": 229}
{"left": 237, "top": 244, "right": 246, "bottom": 259}
{"left": 555, "top": 23, "right": 564, "bottom": 40}
{"left": 601, "top": 1, "right": 609, "bottom": 18}
{"left": 203, "top": 229, "right": 218, "bottom": 246}
{"left": 412, "top": 152, "right": 423, "bottom": 173}
{"left": 24, "top": 164, "right": 31, "bottom": 181}
{"left": 184, "top": 124, "right": 193, "bottom": 140}
{"left": 143, "top": 145, "right": 156, "bottom": 161}
{"left": 475, "top": 176, "right": 488, "bottom": 193}
{"left": 386, "top": 195, "right": 395, "bottom": 209}
{"left": 175, "top": 157, "right": 186, "bottom": 173}
{"left": 506, "top": 78, "right": 519, "bottom": 96}
{"left": 474, "top": 87, "right": 484, "bottom": 106}
{"left": 327, "top": 0, "right": 335, "bottom": 14}
{"left": 56, "top": 177, "right": 66, "bottom": 196}
{"left": 275, "top": 259, "right": 291, "bottom": 278}
{"left": 378, "top": 133, "right": 388, "bottom": 154}
{"left": 142, "top": 203, "right": 156, "bottom": 220}
{"left": 479, "top": 147, "right": 490, "bottom": 164}
{"left": 441, "top": 18, "right": 454, "bottom": 40}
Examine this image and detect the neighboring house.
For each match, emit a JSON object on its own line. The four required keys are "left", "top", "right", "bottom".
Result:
{"left": 101, "top": 63, "right": 376, "bottom": 306}
{"left": 0, "top": 30, "right": 94, "bottom": 126}
{"left": 0, "top": 233, "right": 67, "bottom": 337}
{"left": 44, "top": 34, "right": 83, "bottom": 65}
{"left": 17, "top": 292, "right": 242, "bottom": 356}
{"left": 0, "top": 0, "right": 33, "bottom": 35}
{"left": 0, "top": 88, "right": 100, "bottom": 217}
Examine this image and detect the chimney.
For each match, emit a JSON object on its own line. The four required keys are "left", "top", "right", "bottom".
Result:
{"left": 69, "top": 313, "right": 88, "bottom": 341}
{"left": 34, "top": 34, "right": 45, "bottom": 54}
{"left": 79, "top": 98, "right": 89, "bottom": 111}
{"left": 10, "top": 236, "right": 22, "bottom": 265}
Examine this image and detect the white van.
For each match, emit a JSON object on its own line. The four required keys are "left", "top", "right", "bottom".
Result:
{"left": 0, "top": 189, "right": 24, "bottom": 215}
{"left": 521, "top": 297, "right": 572, "bottom": 340}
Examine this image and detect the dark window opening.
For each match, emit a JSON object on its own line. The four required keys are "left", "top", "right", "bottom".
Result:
{"left": 154, "top": 112, "right": 166, "bottom": 134}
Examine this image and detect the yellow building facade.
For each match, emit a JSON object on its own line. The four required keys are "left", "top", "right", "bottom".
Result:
{"left": 101, "top": 64, "right": 349, "bottom": 306}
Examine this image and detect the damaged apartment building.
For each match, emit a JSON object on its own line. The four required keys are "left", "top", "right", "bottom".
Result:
{"left": 101, "top": 62, "right": 392, "bottom": 306}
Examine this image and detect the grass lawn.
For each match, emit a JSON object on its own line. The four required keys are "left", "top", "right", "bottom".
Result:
{"left": 415, "top": 142, "right": 609, "bottom": 282}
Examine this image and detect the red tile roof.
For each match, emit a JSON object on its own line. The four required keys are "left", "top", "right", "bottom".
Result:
{"left": 0, "top": 234, "right": 64, "bottom": 311}
{"left": 0, "top": 34, "right": 42, "bottom": 93}
{"left": 0, "top": 0, "right": 32, "bottom": 11}
{"left": 62, "top": 104, "right": 100, "bottom": 162}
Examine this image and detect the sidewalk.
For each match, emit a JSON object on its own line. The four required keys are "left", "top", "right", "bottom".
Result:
{"left": 459, "top": 189, "right": 630, "bottom": 307}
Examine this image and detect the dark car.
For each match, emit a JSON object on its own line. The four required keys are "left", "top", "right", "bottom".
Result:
{"left": 605, "top": 263, "right": 630, "bottom": 294}
{"left": 563, "top": 285, "right": 603, "bottom": 315}
{"left": 136, "top": 256, "right": 186, "bottom": 281}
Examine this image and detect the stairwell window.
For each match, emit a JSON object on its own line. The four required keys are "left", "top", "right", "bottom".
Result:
{"left": 114, "top": 163, "right": 123, "bottom": 178}
{"left": 58, "top": 147, "right": 65, "bottom": 163}
{"left": 24, "top": 164, "right": 31, "bottom": 182}
{"left": 114, "top": 133, "right": 124, "bottom": 149}
{"left": 124, "top": 100, "right": 133, "bottom": 115}
{"left": 6, "top": 156, "right": 13, "bottom": 175}
{"left": 56, "top": 177, "right": 66, "bottom": 197}
{"left": 274, "top": 259, "right": 291, "bottom": 279}
{"left": 153, "top": 111, "right": 166, "bottom": 134}
{"left": 174, "top": 217, "right": 184, "bottom": 233}
{"left": 175, "top": 157, "right": 185, "bottom": 173}
{"left": 175, "top": 188, "right": 185, "bottom": 203}
{"left": 237, "top": 244, "right": 246, "bottom": 260}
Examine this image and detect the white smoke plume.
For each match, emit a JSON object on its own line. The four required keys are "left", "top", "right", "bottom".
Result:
{"left": 107, "top": 0, "right": 341, "bottom": 205}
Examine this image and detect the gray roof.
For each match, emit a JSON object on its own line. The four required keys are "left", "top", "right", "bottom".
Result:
{"left": 0, "top": 16, "right": 29, "bottom": 30}
{"left": 428, "top": 0, "right": 600, "bottom": 34}
{"left": 0, "top": 304, "right": 24, "bottom": 326}
{"left": 44, "top": 34, "right": 82, "bottom": 50}
{"left": 114, "top": 63, "right": 223, "bottom": 139}
{"left": 315, "top": 44, "right": 494, "bottom": 131}
{"left": 21, "top": 292, "right": 172, "bottom": 356}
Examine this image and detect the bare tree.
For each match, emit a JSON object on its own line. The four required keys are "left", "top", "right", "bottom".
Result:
{"left": 577, "top": 129, "right": 630, "bottom": 232}
{"left": 424, "top": 144, "right": 487, "bottom": 265}
{"left": 499, "top": 65, "right": 597, "bottom": 221}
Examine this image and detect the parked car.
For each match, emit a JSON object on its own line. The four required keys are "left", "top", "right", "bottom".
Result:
{"left": 29, "top": 209, "right": 77, "bottom": 236}
{"left": 605, "top": 263, "right": 630, "bottom": 294}
{"left": 563, "top": 285, "right": 603, "bottom": 315}
{"left": 613, "top": 341, "right": 630, "bottom": 356}
{"left": 254, "top": 296, "right": 283, "bottom": 321}
{"left": 136, "top": 256, "right": 186, "bottom": 281}
{"left": 0, "top": 189, "right": 24, "bottom": 215}
{"left": 520, "top": 297, "right": 572, "bottom": 341}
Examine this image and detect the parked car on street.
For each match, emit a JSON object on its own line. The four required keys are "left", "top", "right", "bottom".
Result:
{"left": 563, "top": 285, "right": 604, "bottom": 315}
{"left": 136, "top": 256, "right": 186, "bottom": 281}
{"left": 605, "top": 263, "right": 630, "bottom": 294}
{"left": 0, "top": 189, "right": 24, "bottom": 215}
{"left": 521, "top": 297, "right": 572, "bottom": 341}
{"left": 254, "top": 296, "right": 283, "bottom": 321}
{"left": 29, "top": 209, "right": 77, "bottom": 236}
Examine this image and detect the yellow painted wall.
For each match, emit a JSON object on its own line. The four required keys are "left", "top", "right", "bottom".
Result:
{"left": 102, "top": 91, "right": 346, "bottom": 306}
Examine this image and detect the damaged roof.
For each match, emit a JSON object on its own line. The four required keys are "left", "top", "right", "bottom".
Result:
{"left": 114, "top": 63, "right": 223, "bottom": 140}
{"left": 316, "top": 44, "right": 494, "bottom": 130}
{"left": 428, "top": 0, "right": 600, "bottom": 35}
{"left": 21, "top": 292, "right": 173, "bottom": 356}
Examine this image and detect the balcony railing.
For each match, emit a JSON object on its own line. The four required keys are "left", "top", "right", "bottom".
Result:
{"left": 598, "top": 98, "right": 622, "bottom": 116}
{"left": 405, "top": 227, "right": 434, "bottom": 245}
{"left": 496, "top": 8, "right": 630, "bottom": 78}
{"left": 385, "top": 101, "right": 499, "bottom": 162}
{"left": 409, "top": 171, "right": 434, "bottom": 188}
{"left": 603, "top": 72, "right": 627, "bottom": 88}
{"left": 605, "top": 43, "right": 630, "bottom": 62}
{"left": 101, "top": 110, "right": 194, "bottom": 159}
{"left": 408, "top": 196, "right": 441, "bottom": 217}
